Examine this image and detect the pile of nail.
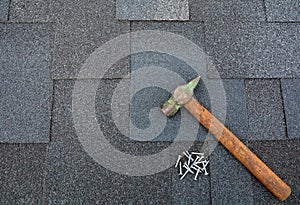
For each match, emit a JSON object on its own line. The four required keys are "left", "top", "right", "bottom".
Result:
{"left": 175, "top": 151, "right": 209, "bottom": 180}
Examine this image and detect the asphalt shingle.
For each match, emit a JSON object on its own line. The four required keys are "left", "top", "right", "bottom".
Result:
{"left": 245, "top": 79, "right": 286, "bottom": 140}
{"left": 210, "top": 142, "right": 254, "bottom": 204}
{"left": 0, "top": 0, "right": 9, "bottom": 21}
{"left": 116, "top": 0, "right": 189, "bottom": 20}
{"left": 131, "top": 21, "right": 205, "bottom": 49}
{"left": 218, "top": 79, "right": 248, "bottom": 139}
{"left": 5, "top": 1, "right": 300, "bottom": 204}
{"left": 265, "top": 0, "right": 300, "bottom": 22}
{"left": 10, "top": 0, "right": 130, "bottom": 80}
{"left": 0, "top": 23, "right": 53, "bottom": 143}
{"left": 52, "top": 19, "right": 130, "bottom": 79}
{"left": 189, "top": 0, "right": 265, "bottom": 22}
{"left": 206, "top": 22, "right": 300, "bottom": 79}
{"left": 130, "top": 22, "right": 206, "bottom": 142}
{"left": 45, "top": 80, "right": 172, "bottom": 204}
{"left": 0, "top": 144, "right": 46, "bottom": 205}
{"left": 281, "top": 78, "right": 300, "bottom": 139}
{"left": 10, "top": 0, "right": 116, "bottom": 21}
{"left": 248, "top": 139, "right": 300, "bottom": 204}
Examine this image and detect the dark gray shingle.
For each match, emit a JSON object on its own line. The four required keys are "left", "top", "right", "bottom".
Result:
{"left": 10, "top": 0, "right": 130, "bottom": 80}
{"left": 210, "top": 142, "right": 254, "bottom": 204}
{"left": 116, "top": 0, "right": 189, "bottom": 20}
{"left": 219, "top": 79, "right": 248, "bottom": 139}
{"left": 0, "top": 0, "right": 9, "bottom": 21}
{"left": 245, "top": 79, "right": 286, "bottom": 140}
{"left": 52, "top": 19, "right": 130, "bottom": 79}
{"left": 10, "top": 0, "right": 116, "bottom": 21}
{"left": 281, "top": 78, "right": 300, "bottom": 139}
{"left": 189, "top": 0, "right": 264, "bottom": 21}
{"left": 0, "top": 144, "right": 46, "bottom": 205}
{"left": 266, "top": 0, "right": 300, "bottom": 22}
{"left": 0, "top": 23, "right": 53, "bottom": 142}
{"left": 45, "top": 80, "right": 172, "bottom": 204}
{"left": 206, "top": 22, "right": 300, "bottom": 79}
{"left": 130, "top": 21, "right": 205, "bottom": 142}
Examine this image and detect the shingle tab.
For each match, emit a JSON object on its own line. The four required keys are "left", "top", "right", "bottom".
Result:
{"left": 130, "top": 22, "right": 206, "bottom": 142}
{"left": 281, "top": 78, "right": 300, "bottom": 139}
{"left": 0, "top": 0, "right": 9, "bottom": 21}
{"left": 189, "top": 0, "right": 264, "bottom": 22}
{"left": 210, "top": 143, "right": 254, "bottom": 204}
{"left": 0, "top": 23, "right": 53, "bottom": 142}
{"left": 10, "top": 0, "right": 116, "bottom": 21}
{"left": 51, "top": 19, "right": 130, "bottom": 79}
{"left": 219, "top": 79, "right": 248, "bottom": 139}
{"left": 206, "top": 22, "right": 300, "bottom": 79}
{"left": 0, "top": 144, "right": 46, "bottom": 205}
{"left": 248, "top": 139, "right": 300, "bottom": 204}
{"left": 245, "top": 79, "right": 286, "bottom": 140}
{"left": 116, "top": 0, "right": 189, "bottom": 20}
{"left": 266, "top": 0, "right": 300, "bottom": 22}
{"left": 45, "top": 80, "right": 172, "bottom": 204}
{"left": 10, "top": 0, "right": 130, "bottom": 80}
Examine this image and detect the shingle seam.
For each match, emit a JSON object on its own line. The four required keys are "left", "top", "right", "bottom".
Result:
{"left": 48, "top": 82, "right": 55, "bottom": 143}
{"left": 243, "top": 79, "right": 252, "bottom": 140}
{"left": 279, "top": 79, "right": 289, "bottom": 139}
{"left": 7, "top": 0, "right": 12, "bottom": 21}
{"left": 41, "top": 144, "right": 48, "bottom": 205}
{"left": 0, "top": 21, "right": 56, "bottom": 25}
{"left": 266, "top": 21, "right": 300, "bottom": 24}
{"left": 262, "top": 0, "right": 268, "bottom": 22}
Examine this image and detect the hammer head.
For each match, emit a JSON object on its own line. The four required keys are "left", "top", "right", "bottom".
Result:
{"left": 161, "top": 76, "right": 200, "bottom": 117}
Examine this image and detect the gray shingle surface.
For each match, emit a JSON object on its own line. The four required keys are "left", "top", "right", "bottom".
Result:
{"left": 130, "top": 84, "right": 184, "bottom": 141}
{"left": 248, "top": 139, "right": 300, "bottom": 204}
{"left": 5, "top": 0, "right": 300, "bottom": 203}
{"left": 131, "top": 21, "right": 205, "bottom": 50}
{"left": 10, "top": 0, "right": 130, "bottom": 80}
{"left": 0, "top": 0, "right": 9, "bottom": 21}
{"left": 130, "top": 22, "right": 205, "bottom": 141}
{"left": 10, "top": 0, "right": 116, "bottom": 22}
{"left": 0, "top": 143, "right": 46, "bottom": 205}
{"left": 45, "top": 80, "right": 172, "bottom": 204}
{"left": 245, "top": 79, "right": 286, "bottom": 140}
{"left": 219, "top": 79, "right": 248, "bottom": 139}
{"left": 171, "top": 142, "right": 211, "bottom": 205}
{"left": 52, "top": 19, "right": 130, "bottom": 79}
{"left": 116, "top": 0, "right": 189, "bottom": 20}
{"left": 0, "top": 23, "right": 53, "bottom": 142}
{"left": 95, "top": 79, "right": 131, "bottom": 149}
{"left": 281, "top": 78, "right": 300, "bottom": 139}
{"left": 210, "top": 142, "right": 254, "bottom": 204}
{"left": 266, "top": 0, "right": 300, "bottom": 22}
{"left": 189, "top": 0, "right": 264, "bottom": 21}
{"left": 206, "top": 22, "right": 300, "bottom": 79}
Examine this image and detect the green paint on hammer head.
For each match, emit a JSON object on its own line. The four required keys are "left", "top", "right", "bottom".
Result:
{"left": 186, "top": 76, "right": 201, "bottom": 92}
{"left": 161, "top": 76, "right": 201, "bottom": 117}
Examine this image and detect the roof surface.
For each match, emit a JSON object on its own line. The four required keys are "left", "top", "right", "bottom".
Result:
{"left": 0, "top": 0, "right": 299, "bottom": 204}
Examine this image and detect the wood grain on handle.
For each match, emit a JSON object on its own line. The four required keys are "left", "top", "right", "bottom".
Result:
{"left": 184, "top": 97, "right": 291, "bottom": 201}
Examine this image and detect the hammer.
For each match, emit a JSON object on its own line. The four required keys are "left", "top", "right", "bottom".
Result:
{"left": 161, "top": 76, "right": 291, "bottom": 201}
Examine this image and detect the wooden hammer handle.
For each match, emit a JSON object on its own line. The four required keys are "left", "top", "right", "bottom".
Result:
{"left": 184, "top": 97, "right": 291, "bottom": 201}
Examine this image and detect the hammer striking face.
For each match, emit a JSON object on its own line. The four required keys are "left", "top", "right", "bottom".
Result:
{"left": 161, "top": 76, "right": 291, "bottom": 201}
